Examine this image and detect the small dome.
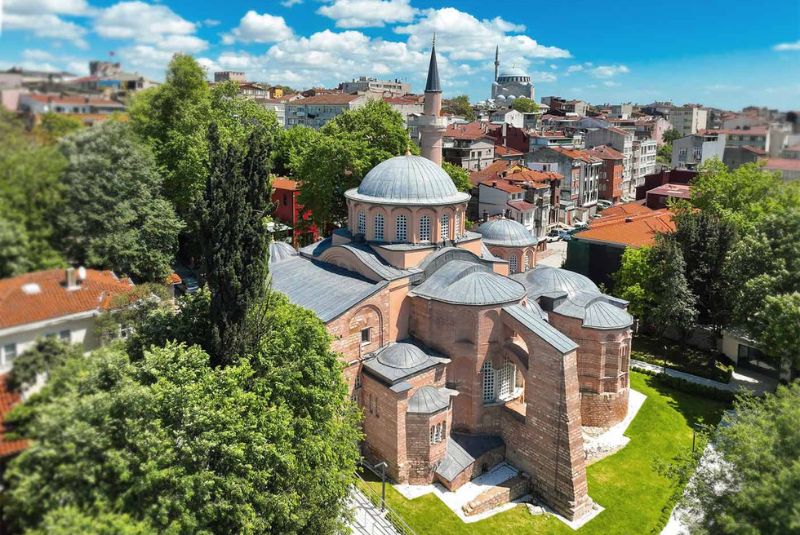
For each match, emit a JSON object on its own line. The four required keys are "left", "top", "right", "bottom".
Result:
{"left": 345, "top": 155, "right": 470, "bottom": 206}
{"left": 376, "top": 343, "right": 429, "bottom": 369}
{"left": 520, "top": 265, "right": 599, "bottom": 298}
{"left": 269, "top": 241, "right": 298, "bottom": 264}
{"left": 407, "top": 386, "right": 450, "bottom": 414}
{"left": 507, "top": 95, "right": 517, "bottom": 101}
{"left": 412, "top": 259, "right": 526, "bottom": 305}
{"left": 496, "top": 94, "right": 507, "bottom": 100}
{"left": 477, "top": 218, "right": 538, "bottom": 247}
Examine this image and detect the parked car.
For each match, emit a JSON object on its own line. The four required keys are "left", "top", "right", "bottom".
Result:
{"left": 597, "top": 200, "right": 613, "bottom": 210}
{"left": 559, "top": 230, "right": 573, "bottom": 241}
{"left": 547, "top": 229, "right": 561, "bottom": 242}
{"left": 174, "top": 265, "right": 201, "bottom": 295}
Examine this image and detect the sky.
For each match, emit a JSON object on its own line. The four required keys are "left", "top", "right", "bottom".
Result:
{"left": 1, "top": 0, "right": 799, "bottom": 110}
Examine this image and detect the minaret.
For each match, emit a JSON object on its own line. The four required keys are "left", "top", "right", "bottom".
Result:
{"left": 420, "top": 35, "right": 447, "bottom": 166}
{"left": 494, "top": 45, "right": 500, "bottom": 81}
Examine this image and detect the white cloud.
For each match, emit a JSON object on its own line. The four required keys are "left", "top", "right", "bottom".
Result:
{"left": 317, "top": 0, "right": 417, "bottom": 28}
{"left": 590, "top": 64, "right": 630, "bottom": 78}
{"left": 396, "top": 7, "right": 569, "bottom": 63}
{"left": 222, "top": 10, "right": 293, "bottom": 44}
{"left": 773, "top": 40, "right": 800, "bottom": 51}
{"left": 3, "top": 13, "right": 89, "bottom": 48}
{"left": 531, "top": 71, "right": 556, "bottom": 83}
{"left": 281, "top": 0, "right": 304, "bottom": 6}
{"left": 22, "top": 49, "right": 56, "bottom": 62}
{"left": 202, "top": 19, "right": 221, "bottom": 27}
{"left": 566, "top": 64, "right": 584, "bottom": 73}
{"left": 4, "top": 0, "right": 91, "bottom": 16}
{"left": 603, "top": 80, "right": 620, "bottom": 87}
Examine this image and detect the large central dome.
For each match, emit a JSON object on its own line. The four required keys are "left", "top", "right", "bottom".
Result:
{"left": 345, "top": 155, "right": 470, "bottom": 206}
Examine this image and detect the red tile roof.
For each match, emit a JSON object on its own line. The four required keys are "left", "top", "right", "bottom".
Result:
{"left": 494, "top": 145, "right": 523, "bottom": 157}
{"left": 547, "top": 146, "right": 602, "bottom": 163}
{"left": 444, "top": 121, "right": 493, "bottom": 141}
{"left": 481, "top": 180, "right": 524, "bottom": 194}
{"left": 272, "top": 178, "right": 299, "bottom": 191}
{"left": 507, "top": 199, "right": 535, "bottom": 212}
{"left": 764, "top": 158, "right": 800, "bottom": 171}
{"left": 288, "top": 93, "right": 362, "bottom": 105}
{"left": 600, "top": 202, "right": 651, "bottom": 218}
{"left": 741, "top": 145, "right": 767, "bottom": 155}
{"left": 503, "top": 168, "right": 562, "bottom": 184}
{"left": 701, "top": 127, "right": 768, "bottom": 136}
{"left": 647, "top": 183, "right": 692, "bottom": 199}
{"left": 576, "top": 208, "right": 675, "bottom": 247}
{"left": 24, "top": 94, "right": 123, "bottom": 107}
{"left": 470, "top": 160, "right": 513, "bottom": 186}
{"left": 0, "top": 269, "right": 134, "bottom": 330}
{"left": 586, "top": 145, "right": 624, "bottom": 160}
{"left": 0, "top": 377, "right": 26, "bottom": 458}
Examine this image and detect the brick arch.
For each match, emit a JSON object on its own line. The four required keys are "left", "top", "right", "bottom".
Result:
{"left": 348, "top": 303, "right": 385, "bottom": 348}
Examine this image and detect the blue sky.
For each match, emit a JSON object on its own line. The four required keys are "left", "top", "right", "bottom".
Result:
{"left": 1, "top": 0, "right": 799, "bottom": 109}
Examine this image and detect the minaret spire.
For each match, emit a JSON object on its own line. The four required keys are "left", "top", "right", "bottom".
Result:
{"left": 424, "top": 37, "right": 441, "bottom": 93}
{"left": 494, "top": 45, "right": 500, "bottom": 81}
{"left": 419, "top": 37, "right": 446, "bottom": 165}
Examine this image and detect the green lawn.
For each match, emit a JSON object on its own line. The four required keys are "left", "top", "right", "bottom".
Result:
{"left": 631, "top": 335, "right": 732, "bottom": 382}
{"left": 359, "top": 372, "right": 728, "bottom": 535}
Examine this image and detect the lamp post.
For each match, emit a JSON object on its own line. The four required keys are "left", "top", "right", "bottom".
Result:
{"left": 375, "top": 461, "right": 388, "bottom": 512}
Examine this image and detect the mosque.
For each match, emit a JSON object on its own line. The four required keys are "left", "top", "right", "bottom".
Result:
{"left": 490, "top": 46, "right": 535, "bottom": 107}
{"left": 270, "top": 43, "right": 632, "bottom": 521}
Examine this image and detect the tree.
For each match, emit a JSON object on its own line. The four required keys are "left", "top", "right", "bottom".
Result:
{"left": 759, "top": 293, "right": 800, "bottom": 369}
{"left": 26, "top": 507, "right": 153, "bottom": 535}
{"left": 33, "top": 112, "right": 83, "bottom": 144}
{"left": 198, "top": 124, "right": 273, "bottom": 365}
{"left": 4, "top": 332, "right": 360, "bottom": 534}
{"left": 0, "top": 109, "right": 65, "bottom": 271}
{"left": 7, "top": 338, "right": 81, "bottom": 391}
{"left": 647, "top": 237, "right": 698, "bottom": 337}
{"left": 662, "top": 128, "right": 682, "bottom": 145}
{"left": 656, "top": 143, "right": 672, "bottom": 165}
{"left": 442, "top": 95, "right": 475, "bottom": 121}
{"left": 511, "top": 97, "right": 539, "bottom": 113}
{"left": 442, "top": 161, "right": 472, "bottom": 192}
{"left": 55, "top": 121, "right": 182, "bottom": 282}
{"left": 613, "top": 245, "right": 655, "bottom": 320}
{"left": 272, "top": 125, "right": 320, "bottom": 176}
{"left": 682, "top": 383, "right": 800, "bottom": 534}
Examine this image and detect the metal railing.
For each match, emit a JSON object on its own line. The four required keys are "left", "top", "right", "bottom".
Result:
{"left": 351, "top": 466, "right": 417, "bottom": 535}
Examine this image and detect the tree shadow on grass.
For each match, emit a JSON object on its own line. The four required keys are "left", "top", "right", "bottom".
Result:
{"left": 640, "top": 374, "right": 729, "bottom": 428}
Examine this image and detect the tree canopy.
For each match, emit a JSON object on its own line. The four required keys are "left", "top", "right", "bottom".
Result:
{"left": 54, "top": 121, "right": 182, "bottom": 282}
{"left": 442, "top": 95, "right": 475, "bottom": 121}
{"left": 510, "top": 97, "right": 539, "bottom": 113}
{"left": 442, "top": 161, "right": 472, "bottom": 192}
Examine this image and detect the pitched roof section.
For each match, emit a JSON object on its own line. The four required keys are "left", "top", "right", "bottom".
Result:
{"left": 586, "top": 145, "right": 624, "bottom": 160}
{"left": 647, "top": 183, "right": 692, "bottom": 199}
{"left": 272, "top": 178, "right": 299, "bottom": 191}
{"left": 574, "top": 208, "right": 675, "bottom": 248}
{"left": 502, "top": 304, "right": 578, "bottom": 354}
{"left": 424, "top": 44, "right": 441, "bottom": 93}
{"left": 764, "top": 158, "right": 800, "bottom": 172}
{"left": 287, "top": 93, "right": 362, "bottom": 105}
{"left": 0, "top": 377, "right": 27, "bottom": 458}
{"left": 0, "top": 269, "right": 134, "bottom": 331}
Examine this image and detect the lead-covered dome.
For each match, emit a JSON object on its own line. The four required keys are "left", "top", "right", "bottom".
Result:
{"left": 376, "top": 343, "right": 429, "bottom": 369}
{"left": 345, "top": 155, "right": 470, "bottom": 206}
{"left": 498, "top": 67, "right": 529, "bottom": 79}
{"left": 477, "top": 218, "right": 538, "bottom": 247}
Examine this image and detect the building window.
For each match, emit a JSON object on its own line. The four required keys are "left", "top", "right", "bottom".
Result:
{"left": 395, "top": 215, "right": 407, "bottom": 241}
{"left": 357, "top": 212, "right": 366, "bottom": 235}
{"left": 440, "top": 214, "right": 450, "bottom": 241}
{"left": 509, "top": 255, "right": 518, "bottom": 274}
{"left": 430, "top": 426, "right": 435, "bottom": 444}
{"left": 2, "top": 343, "right": 17, "bottom": 365}
{"left": 374, "top": 214, "right": 384, "bottom": 241}
{"left": 454, "top": 213, "right": 461, "bottom": 239}
{"left": 361, "top": 327, "right": 371, "bottom": 345}
{"left": 482, "top": 361, "right": 495, "bottom": 404}
{"left": 522, "top": 253, "right": 529, "bottom": 272}
{"left": 420, "top": 215, "right": 431, "bottom": 242}
{"left": 355, "top": 373, "right": 362, "bottom": 389}
{"left": 59, "top": 330, "right": 70, "bottom": 342}
{"left": 497, "top": 359, "right": 516, "bottom": 400}
{"left": 430, "top": 422, "right": 446, "bottom": 445}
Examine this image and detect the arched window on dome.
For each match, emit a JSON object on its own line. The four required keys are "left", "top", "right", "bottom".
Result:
{"left": 395, "top": 215, "right": 407, "bottom": 241}
{"left": 374, "top": 213, "right": 384, "bottom": 241}
{"left": 509, "top": 254, "right": 518, "bottom": 274}
{"left": 440, "top": 214, "right": 450, "bottom": 241}
{"left": 419, "top": 215, "right": 431, "bottom": 242}
{"left": 454, "top": 213, "right": 461, "bottom": 239}
{"left": 357, "top": 212, "right": 366, "bottom": 236}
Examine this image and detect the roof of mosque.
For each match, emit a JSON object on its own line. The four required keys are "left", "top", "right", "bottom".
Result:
{"left": 363, "top": 341, "right": 449, "bottom": 385}
{"left": 512, "top": 265, "right": 633, "bottom": 330}
{"left": 476, "top": 218, "right": 538, "bottom": 247}
{"left": 498, "top": 66, "right": 529, "bottom": 78}
{"left": 345, "top": 155, "right": 470, "bottom": 206}
{"left": 407, "top": 386, "right": 452, "bottom": 414}
{"left": 411, "top": 259, "right": 526, "bottom": 306}
{"left": 268, "top": 241, "right": 298, "bottom": 264}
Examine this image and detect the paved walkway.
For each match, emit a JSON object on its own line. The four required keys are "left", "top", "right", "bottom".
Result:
{"left": 348, "top": 487, "right": 403, "bottom": 535}
{"left": 631, "top": 360, "right": 777, "bottom": 394}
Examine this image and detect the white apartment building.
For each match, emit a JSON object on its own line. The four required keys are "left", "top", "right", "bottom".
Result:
{"left": 669, "top": 106, "right": 708, "bottom": 136}
{"left": 285, "top": 93, "right": 369, "bottom": 129}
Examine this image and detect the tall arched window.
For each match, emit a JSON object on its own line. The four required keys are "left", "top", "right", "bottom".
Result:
{"left": 395, "top": 215, "right": 407, "bottom": 241}
{"left": 497, "top": 359, "right": 516, "bottom": 400}
{"left": 482, "top": 360, "right": 495, "bottom": 404}
{"left": 440, "top": 214, "right": 450, "bottom": 241}
{"left": 509, "top": 255, "right": 518, "bottom": 274}
{"left": 374, "top": 213, "right": 384, "bottom": 241}
{"left": 357, "top": 212, "right": 366, "bottom": 235}
{"left": 526, "top": 251, "right": 534, "bottom": 271}
{"left": 454, "top": 213, "right": 461, "bottom": 239}
{"left": 522, "top": 252, "right": 529, "bottom": 272}
{"left": 419, "top": 215, "right": 431, "bottom": 242}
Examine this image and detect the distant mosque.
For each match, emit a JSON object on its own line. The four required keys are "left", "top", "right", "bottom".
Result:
{"left": 489, "top": 46, "right": 535, "bottom": 107}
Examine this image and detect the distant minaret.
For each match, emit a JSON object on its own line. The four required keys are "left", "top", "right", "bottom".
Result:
{"left": 494, "top": 45, "right": 500, "bottom": 81}
{"left": 420, "top": 35, "right": 447, "bottom": 166}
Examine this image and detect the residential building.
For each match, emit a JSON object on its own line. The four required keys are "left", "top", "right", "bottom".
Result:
{"left": 67, "top": 61, "right": 157, "bottom": 96}
{"left": 645, "top": 183, "right": 692, "bottom": 209}
{"left": 214, "top": 71, "right": 246, "bottom": 82}
{"left": 609, "top": 103, "right": 633, "bottom": 119}
{"left": 0, "top": 268, "right": 134, "bottom": 373}
{"left": 271, "top": 178, "right": 320, "bottom": 246}
{"left": 269, "top": 44, "right": 633, "bottom": 523}
{"left": 442, "top": 122, "right": 495, "bottom": 171}
{"left": 256, "top": 98, "right": 286, "bottom": 127}
{"left": 671, "top": 132, "right": 727, "bottom": 169}
{"left": 383, "top": 95, "right": 424, "bottom": 126}
{"left": 723, "top": 145, "right": 765, "bottom": 169}
{"left": 610, "top": 116, "right": 673, "bottom": 145}
{"left": 635, "top": 168, "right": 697, "bottom": 200}
{"left": 340, "top": 76, "right": 411, "bottom": 96}
{"left": 565, "top": 204, "right": 675, "bottom": 289}
{"left": 782, "top": 144, "right": 800, "bottom": 159}
{"left": 584, "top": 126, "right": 634, "bottom": 197}
{"left": 669, "top": 106, "right": 708, "bottom": 135}
{"left": 586, "top": 145, "right": 624, "bottom": 203}
{"left": 236, "top": 83, "right": 269, "bottom": 98}
{"left": 285, "top": 93, "right": 369, "bottom": 129}
{"left": 490, "top": 108, "right": 525, "bottom": 128}
{"left": 3, "top": 67, "right": 74, "bottom": 85}
{"left": 701, "top": 127, "right": 770, "bottom": 152}
{"left": 528, "top": 146, "right": 601, "bottom": 224}
{"left": 0, "top": 72, "right": 24, "bottom": 112}
{"left": 763, "top": 158, "right": 800, "bottom": 181}
{"left": 631, "top": 139, "right": 658, "bottom": 187}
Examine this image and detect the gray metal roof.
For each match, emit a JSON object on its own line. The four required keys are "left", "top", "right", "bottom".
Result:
{"left": 480, "top": 242, "right": 504, "bottom": 262}
{"left": 270, "top": 256, "right": 387, "bottom": 323}
{"left": 269, "top": 241, "right": 298, "bottom": 264}
{"left": 362, "top": 341, "right": 449, "bottom": 385}
{"left": 434, "top": 433, "right": 505, "bottom": 482}
{"left": 411, "top": 260, "right": 526, "bottom": 306}
{"left": 325, "top": 243, "right": 412, "bottom": 281}
{"left": 407, "top": 386, "right": 451, "bottom": 414}
{"left": 425, "top": 44, "right": 441, "bottom": 93}
{"left": 299, "top": 238, "right": 332, "bottom": 258}
{"left": 345, "top": 155, "right": 470, "bottom": 206}
{"left": 476, "top": 218, "right": 539, "bottom": 247}
{"left": 511, "top": 265, "right": 633, "bottom": 330}
{"left": 503, "top": 304, "right": 578, "bottom": 354}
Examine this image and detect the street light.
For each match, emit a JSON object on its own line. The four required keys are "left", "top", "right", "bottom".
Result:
{"left": 375, "top": 461, "right": 388, "bottom": 512}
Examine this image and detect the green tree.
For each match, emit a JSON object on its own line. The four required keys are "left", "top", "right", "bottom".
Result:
{"left": 4, "top": 333, "right": 360, "bottom": 534}
{"left": 25, "top": 506, "right": 153, "bottom": 535}
{"left": 683, "top": 383, "right": 800, "bottom": 534}
{"left": 656, "top": 143, "right": 672, "bottom": 165}
{"left": 273, "top": 125, "right": 320, "bottom": 176}
{"left": 511, "top": 97, "right": 539, "bottom": 113}
{"left": 613, "top": 245, "right": 654, "bottom": 320}
{"left": 7, "top": 338, "right": 81, "bottom": 391}
{"left": 0, "top": 110, "right": 65, "bottom": 271}
{"left": 198, "top": 124, "right": 273, "bottom": 365}
{"left": 662, "top": 128, "right": 682, "bottom": 145}
{"left": 442, "top": 95, "right": 475, "bottom": 121}
{"left": 33, "top": 112, "right": 84, "bottom": 144}
{"left": 648, "top": 237, "right": 698, "bottom": 337}
{"left": 442, "top": 161, "right": 472, "bottom": 192}
{"left": 759, "top": 293, "right": 800, "bottom": 369}
{"left": 55, "top": 121, "right": 182, "bottom": 281}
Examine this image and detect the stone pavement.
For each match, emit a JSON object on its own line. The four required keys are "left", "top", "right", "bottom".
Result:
{"left": 631, "top": 360, "right": 777, "bottom": 395}
{"left": 348, "top": 487, "right": 403, "bottom": 535}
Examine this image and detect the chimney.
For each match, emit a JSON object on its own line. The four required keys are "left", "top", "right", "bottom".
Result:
{"left": 625, "top": 217, "right": 633, "bottom": 223}
{"left": 65, "top": 267, "right": 78, "bottom": 290}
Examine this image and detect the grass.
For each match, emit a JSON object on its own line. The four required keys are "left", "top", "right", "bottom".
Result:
{"left": 632, "top": 335, "right": 733, "bottom": 383}
{"left": 358, "top": 372, "right": 728, "bottom": 535}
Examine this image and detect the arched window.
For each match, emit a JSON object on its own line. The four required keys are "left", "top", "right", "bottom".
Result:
{"left": 395, "top": 215, "right": 407, "bottom": 241}
{"left": 419, "top": 215, "right": 431, "bottom": 242}
{"left": 526, "top": 251, "right": 534, "bottom": 271}
{"left": 509, "top": 255, "right": 518, "bottom": 274}
{"left": 497, "top": 359, "right": 516, "bottom": 400}
{"left": 374, "top": 213, "right": 384, "bottom": 241}
{"left": 522, "top": 251, "right": 529, "bottom": 272}
{"left": 440, "top": 214, "right": 449, "bottom": 241}
{"left": 454, "top": 213, "right": 461, "bottom": 239}
{"left": 482, "top": 361, "right": 495, "bottom": 404}
{"left": 357, "top": 212, "right": 366, "bottom": 236}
